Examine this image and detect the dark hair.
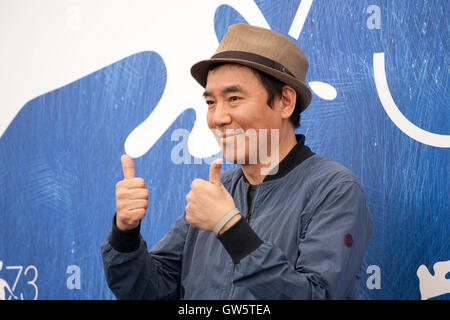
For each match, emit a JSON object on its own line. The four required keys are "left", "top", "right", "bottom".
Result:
{"left": 207, "top": 62, "right": 301, "bottom": 128}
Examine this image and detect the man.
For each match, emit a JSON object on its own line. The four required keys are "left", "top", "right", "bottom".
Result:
{"left": 101, "top": 24, "right": 372, "bottom": 299}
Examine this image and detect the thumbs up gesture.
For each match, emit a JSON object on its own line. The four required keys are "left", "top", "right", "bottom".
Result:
{"left": 115, "top": 155, "right": 149, "bottom": 231}
{"left": 185, "top": 159, "right": 240, "bottom": 234}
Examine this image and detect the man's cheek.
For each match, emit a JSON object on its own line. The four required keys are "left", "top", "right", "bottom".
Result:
{"left": 206, "top": 111, "right": 215, "bottom": 129}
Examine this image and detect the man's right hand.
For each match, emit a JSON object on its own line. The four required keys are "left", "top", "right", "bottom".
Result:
{"left": 115, "top": 154, "right": 149, "bottom": 231}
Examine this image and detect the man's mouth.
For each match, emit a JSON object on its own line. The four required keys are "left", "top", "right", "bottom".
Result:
{"left": 213, "top": 129, "right": 245, "bottom": 144}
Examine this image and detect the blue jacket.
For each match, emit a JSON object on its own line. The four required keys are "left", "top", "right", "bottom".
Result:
{"left": 101, "top": 135, "right": 373, "bottom": 299}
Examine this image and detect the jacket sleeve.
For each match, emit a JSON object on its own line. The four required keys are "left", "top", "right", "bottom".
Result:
{"left": 100, "top": 212, "right": 190, "bottom": 300}
{"left": 219, "top": 181, "right": 373, "bottom": 299}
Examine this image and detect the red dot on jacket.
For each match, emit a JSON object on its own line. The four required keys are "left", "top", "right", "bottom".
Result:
{"left": 344, "top": 234, "right": 353, "bottom": 247}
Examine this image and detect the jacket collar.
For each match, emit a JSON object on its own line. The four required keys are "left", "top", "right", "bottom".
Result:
{"left": 242, "top": 134, "right": 315, "bottom": 184}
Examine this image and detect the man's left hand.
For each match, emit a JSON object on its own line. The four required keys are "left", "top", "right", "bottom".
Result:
{"left": 185, "top": 159, "right": 240, "bottom": 234}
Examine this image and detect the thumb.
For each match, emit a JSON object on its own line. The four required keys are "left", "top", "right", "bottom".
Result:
{"left": 209, "top": 158, "right": 223, "bottom": 185}
{"left": 121, "top": 154, "right": 135, "bottom": 180}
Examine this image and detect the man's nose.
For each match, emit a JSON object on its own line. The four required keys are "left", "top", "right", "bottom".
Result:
{"left": 212, "top": 102, "right": 232, "bottom": 127}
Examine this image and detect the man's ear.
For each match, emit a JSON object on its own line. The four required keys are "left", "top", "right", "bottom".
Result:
{"left": 280, "top": 85, "right": 297, "bottom": 119}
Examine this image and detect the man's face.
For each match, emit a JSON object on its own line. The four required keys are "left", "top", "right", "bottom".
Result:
{"left": 204, "top": 63, "right": 282, "bottom": 164}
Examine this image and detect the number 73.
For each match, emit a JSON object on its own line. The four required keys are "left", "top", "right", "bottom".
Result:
{"left": 6, "top": 265, "right": 38, "bottom": 300}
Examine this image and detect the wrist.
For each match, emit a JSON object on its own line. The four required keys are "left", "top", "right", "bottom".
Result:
{"left": 218, "top": 214, "right": 242, "bottom": 235}
{"left": 109, "top": 213, "right": 141, "bottom": 252}
{"left": 117, "top": 219, "right": 139, "bottom": 231}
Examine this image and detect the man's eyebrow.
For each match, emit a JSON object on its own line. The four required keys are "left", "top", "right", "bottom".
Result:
{"left": 203, "top": 85, "right": 247, "bottom": 98}
{"left": 222, "top": 85, "right": 247, "bottom": 95}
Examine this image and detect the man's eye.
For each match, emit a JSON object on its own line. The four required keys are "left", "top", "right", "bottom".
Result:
{"left": 206, "top": 100, "right": 215, "bottom": 105}
{"left": 230, "top": 96, "right": 240, "bottom": 102}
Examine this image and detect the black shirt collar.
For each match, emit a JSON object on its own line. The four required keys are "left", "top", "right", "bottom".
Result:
{"left": 242, "top": 134, "right": 315, "bottom": 184}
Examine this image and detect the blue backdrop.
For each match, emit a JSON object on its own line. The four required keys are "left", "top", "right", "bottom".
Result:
{"left": 0, "top": 0, "right": 448, "bottom": 300}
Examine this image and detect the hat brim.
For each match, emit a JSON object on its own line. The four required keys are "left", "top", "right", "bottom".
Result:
{"left": 191, "top": 57, "right": 312, "bottom": 113}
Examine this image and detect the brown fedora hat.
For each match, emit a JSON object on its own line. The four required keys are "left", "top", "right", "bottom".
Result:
{"left": 191, "top": 23, "right": 312, "bottom": 113}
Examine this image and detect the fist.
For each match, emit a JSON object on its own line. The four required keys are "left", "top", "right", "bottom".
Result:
{"left": 115, "top": 154, "right": 149, "bottom": 231}
{"left": 185, "top": 159, "right": 240, "bottom": 234}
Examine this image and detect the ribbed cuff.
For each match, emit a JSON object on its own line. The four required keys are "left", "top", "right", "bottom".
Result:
{"left": 108, "top": 213, "right": 141, "bottom": 253}
{"left": 217, "top": 218, "right": 263, "bottom": 264}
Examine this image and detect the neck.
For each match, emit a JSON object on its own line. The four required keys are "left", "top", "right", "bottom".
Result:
{"left": 241, "top": 128, "right": 297, "bottom": 185}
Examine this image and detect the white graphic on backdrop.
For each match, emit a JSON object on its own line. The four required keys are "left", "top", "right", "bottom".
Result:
{"left": 308, "top": 81, "right": 337, "bottom": 100}
{"left": 416, "top": 260, "right": 450, "bottom": 300}
{"left": 373, "top": 53, "right": 450, "bottom": 148}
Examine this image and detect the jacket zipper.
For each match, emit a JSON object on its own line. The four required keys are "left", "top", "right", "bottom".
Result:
{"left": 224, "top": 265, "right": 235, "bottom": 299}
{"left": 225, "top": 183, "right": 258, "bottom": 299}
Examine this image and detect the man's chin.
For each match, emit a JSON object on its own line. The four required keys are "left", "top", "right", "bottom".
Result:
{"left": 220, "top": 143, "right": 259, "bottom": 165}
{"left": 221, "top": 147, "right": 245, "bottom": 164}
{"left": 222, "top": 150, "right": 254, "bottom": 165}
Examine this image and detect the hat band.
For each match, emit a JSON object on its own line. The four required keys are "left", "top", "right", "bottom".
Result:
{"left": 211, "top": 51, "right": 295, "bottom": 77}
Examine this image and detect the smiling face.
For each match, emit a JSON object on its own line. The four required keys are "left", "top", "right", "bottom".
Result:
{"left": 204, "top": 63, "right": 294, "bottom": 165}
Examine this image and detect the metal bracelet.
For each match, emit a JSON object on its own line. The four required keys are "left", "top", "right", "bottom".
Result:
{"left": 213, "top": 208, "right": 240, "bottom": 235}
